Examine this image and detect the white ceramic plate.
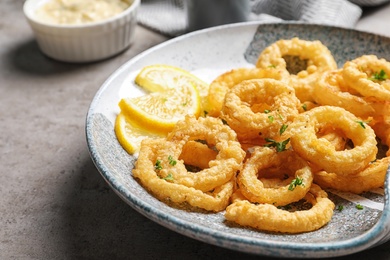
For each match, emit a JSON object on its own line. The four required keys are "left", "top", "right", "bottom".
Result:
{"left": 86, "top": 22, "right": 390, "bottom": 258}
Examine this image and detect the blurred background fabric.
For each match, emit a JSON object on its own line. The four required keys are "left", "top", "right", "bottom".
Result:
{"left": 137, "top": 0, "right": 389, "bottom": 37}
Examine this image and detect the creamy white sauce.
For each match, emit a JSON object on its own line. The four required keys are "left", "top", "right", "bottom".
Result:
{"left": 35, "top": 0, "right": 131, "bottom": 25}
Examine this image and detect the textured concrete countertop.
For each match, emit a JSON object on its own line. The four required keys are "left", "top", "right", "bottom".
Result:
{"left": 1, "top": 1, "right": 390, "bottom": 259}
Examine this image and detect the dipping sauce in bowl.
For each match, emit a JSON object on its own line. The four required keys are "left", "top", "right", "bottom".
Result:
{"left": 35, "top": 0, "right": 132, "bottom": 25}
{"left": 24, "top": 0, "right": 139, "bottom": 62}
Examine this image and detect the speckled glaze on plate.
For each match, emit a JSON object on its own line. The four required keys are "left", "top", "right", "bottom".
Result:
{"left": 86, "top": 22, "right": 390, "bottom": 258}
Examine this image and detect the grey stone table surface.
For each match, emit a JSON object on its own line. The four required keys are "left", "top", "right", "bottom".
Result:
{"left": 1, "top": 1, "right": 390, "bottom": 259}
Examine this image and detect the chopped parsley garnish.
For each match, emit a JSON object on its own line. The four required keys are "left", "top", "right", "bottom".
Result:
{"left": 264, "top": 110, "right": 284, "bottom": 123}
{"left": 337, "top": 205, "right": 344, "bottom": 212}
{"left": 356, "top": 120, "right": 366, "bottom": 129}
{"left": 154, "top": 159, "right": 163, "bottom": 170}
{"left": 168, "top": 155, "right": 177, "bottom": 166}
{"left": 268, "top": 64, "right": 277, "bottom": 68}
{"left": 356, "top": 204, "right": 364, "bottom": 210}
{"left": 370, "top": 69, "right": 387, "bottom": 81}
{"left": 277, "top": 113, "right": 284, "bottom": 120}
{"left": 302, "top": 103, "right": 307, "bottom": 111}
{"left": 279, "top": 124, "right": 288, "bottom": 135}
{"left": 356, "top": 119, "right": 371, "bottom": 129}
{"left": 162, "top": 173, "right": 174, "bottom": 182}
{"left": 264, "top": 138, "right": 290, "bottom": 152}
{"left": 288, "top": 177, "right": 304, "bottom": 191}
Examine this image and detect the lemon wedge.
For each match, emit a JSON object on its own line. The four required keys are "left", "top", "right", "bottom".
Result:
{"left": 118, "top": 84, "right": 201, "bottom": 135}
{"left": 114, "top": 112, "right": 164, "bottom": 155}
{"left": 135, "top": 64, "right": 209, "bottom": 115}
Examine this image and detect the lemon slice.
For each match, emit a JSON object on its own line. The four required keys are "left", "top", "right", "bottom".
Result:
{"left": 118, "top": 84, "right": 201, "bottom": 134}
{"left": 135, "top": 64, "right": 209, "bottom": 115}
{"left": 114, "top": 112, "right": 163, "bottom": 154}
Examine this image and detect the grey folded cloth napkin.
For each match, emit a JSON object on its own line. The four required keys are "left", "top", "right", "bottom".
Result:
{"left": 137, "top": 0, "right": 389, "bottom": 37}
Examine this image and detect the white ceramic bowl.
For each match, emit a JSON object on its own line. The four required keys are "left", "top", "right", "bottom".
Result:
{"left": 23, "top": 0, "right": 140, "bottom": 63}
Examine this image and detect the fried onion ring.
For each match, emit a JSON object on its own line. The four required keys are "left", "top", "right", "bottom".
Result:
{"left": 238, "top": 147, "right": 313, "bottom": 206}
{"left": 157, "top": 116, "right": 245, "bottom": 192}
{"left": 342, "top": 55, "right": 390, "bottom": 101}
{"left": 313, "top": 69, "right": 390, "bottom": 119}
{"left": 207, "top": 67, "right": 286, "bottom": 117}
{"left": 314, "top": 156, "right": 389, "bottom": 194}
{"left": 370, "top": 116, "right": 390, "bottom": 156}
{"left": 133, "top": 138, "right": 235, "bottom": 212}
{"left": 290, "top": 106, "right": 377, "bottom": 175}
{"left": 256, "top": 37, "right": 337, "bottom": 102}
{"left": 221, "top": 79, "right": 300, "bottom": 141}
{"left": 225, "top": 184, "right": 335, "bottom": 233}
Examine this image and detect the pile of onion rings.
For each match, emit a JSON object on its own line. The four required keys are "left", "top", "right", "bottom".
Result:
{"left": 130, "top": 38, "right": 390, "bottom": 234}
{"left": 133, "top": 116, "right": 246, "bottom": 212}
